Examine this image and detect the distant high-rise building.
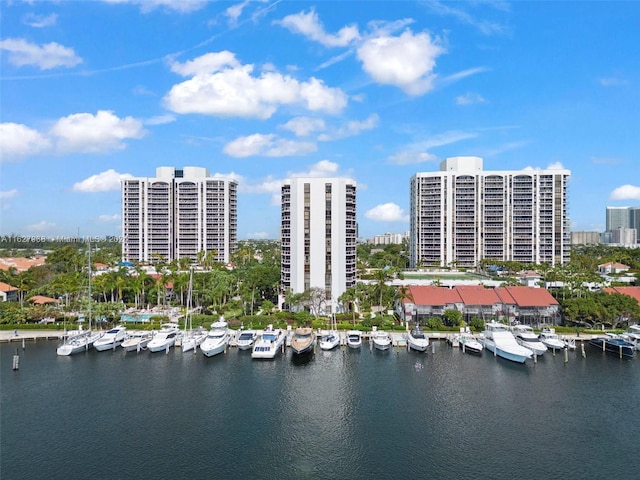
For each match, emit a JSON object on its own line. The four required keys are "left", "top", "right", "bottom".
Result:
{"left": 280, "top": 177, "right": 357, "bottom": 313}
{"left": 571, "top": 231, "right": 600, "bottom": 245}
{"left": 606, "top": 206, "right": 632, "bottom": 231}
{"left": 409, "top": 156, "right": 571, "bottom": 268}
{"left": 370, "top": 232, "right": 408, "bottom": 245}
{"left": 121, "top": 166, "right": 237, "bottom": 264}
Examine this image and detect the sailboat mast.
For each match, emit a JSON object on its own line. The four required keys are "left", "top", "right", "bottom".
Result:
{"left": 88, "top": 242, "right": 92, "bottom": 331}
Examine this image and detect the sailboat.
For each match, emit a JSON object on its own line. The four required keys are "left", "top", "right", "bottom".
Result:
{"left": 181, "top": 269, "right": 206, "bottom": 353}
{"left": 57, "top": 243, "right": 104, "bottom": 356}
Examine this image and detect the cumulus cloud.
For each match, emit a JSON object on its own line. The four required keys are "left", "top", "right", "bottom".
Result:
{"left": 456, "top": 92, "right": 486, "bottom": 105}
{"left": 22, "top": 13, "right": 58, "bottom": 28}
{"left": 26, "top": 221, "right": 56, "bottom": 232}
{"left": 51, "top": 110, "right": 146, "bottom": 154}
{"left": 73, "top": 169, "right": 135, "bottom": 192}
{"left": 280, "top": 117, "right": 326, "bottom": 137}
{"left": 164, "top": 51, "right": 348, "bottom": 119}
{"left": 223, "top": 133, "right": 316, "bottom": 158}
{"left": 0, "top": 38, "right": 82, "bottom": 70}
{"left": 0, "top": 123, "right": 51, "bottom": 161}
{"left": 318, "top": 114, "right": 379, "bottom": 141}
{"left": 610, "top": 185, "right": 640, "bottom": 200}
{"left": 356, "top": 29, "right": 445, "bottom": 95}
{"left": 289, "top": 159, "right": 341, "bottom": 178}
{"left": 546, "top": 162, "right": 565, "bottom": 170}
{"left": 275, "top": 8, "right": 360, "bottom": 47}
{"left": 0, "top": 189, "right": 18, "bottom": 199}
{"left": 365, "top": 203, "right": 409, "bottom": 222}
{"left": 101, "top": 0, "right": 209, "bottom": 13}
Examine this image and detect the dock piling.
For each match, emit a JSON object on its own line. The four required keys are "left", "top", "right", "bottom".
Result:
{"left": 13, "top": 349, "right": 19, "bottom": 370}
{"left": 564, "top": 347, "right": 568, "bottom": 363}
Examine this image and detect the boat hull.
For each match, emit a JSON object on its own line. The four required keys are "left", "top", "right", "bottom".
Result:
{"left": 407, "top": 338, "right": 429, "bottom": 352}
{"left": 483, "top": 340, "right": 530, "bottom": 363}
{"left": 200, "top": 339, "right": 229, "bottom": 357}
{"left": 122, "top": 337, "right": 151, "bottom": 352}
{"left": 148, "top": 338, "right": 176, "bottom": 353}
{"left": 588, "top": 338, "right": 635, "bottom": 358}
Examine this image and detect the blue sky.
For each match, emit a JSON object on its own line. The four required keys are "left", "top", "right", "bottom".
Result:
{"left": 1, "top": 0, "right": 639, "bottom": 240}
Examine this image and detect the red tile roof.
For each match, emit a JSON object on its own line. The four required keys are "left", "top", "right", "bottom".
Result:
{"left": 0, "top": 281, "right": 18, "bottom": 292}
{"left": 404, "top": 285, "right": 462, "bottom": 306}
{"left": 455, "top": 285, "right": 502, "bottom": 305}
{"left": 28, "top": 295, "right": 60, "bottom": 305}
{"left": 603, "top": 287, "right": 640, "bottom": 304}
{"left": 496, "top": 286, "right": 558, "bottom": 307}
{"left": 0, "top": 256, "right": 47, "bottom": 272}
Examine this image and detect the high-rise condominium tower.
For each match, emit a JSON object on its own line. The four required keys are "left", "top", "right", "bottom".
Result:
{"left": 409, "top": 156, "right": 571, "bottom": 268}
{"left": 121, "top": 166, "right": 237, "bottom": 264}
{"left": 280, "top": 177, "right": 357, "bottom": 313}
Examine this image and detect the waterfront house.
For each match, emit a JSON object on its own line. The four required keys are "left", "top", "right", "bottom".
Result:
{"left": 0, "top": 282, "right": 19, "bottom": 302}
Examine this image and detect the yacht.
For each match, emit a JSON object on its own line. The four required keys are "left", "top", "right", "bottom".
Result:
{"left": 371, "top": 329, "right": 392, "bottom": 351}
{"left": 406, "top": 325, "right": 429, "bottom": 352}
{"left": 290, "top": 327, "right": 316, "bottom": 355}
{"left": 512, "top": 325, "right": 548, "bottom": 356}
{"left": 121, "top": 330, "right": 154, "bottom": 352}
{"left": 621, "top": 325, "right": 640, "bottom": 350}
{"left": 458, "top": 332, "right": 483, "bottom": 355}
{"left": 589, "top": 334, "right": 635, "bottom": 358}
{"left": 236, "top": 330, "right": 257, "bottom": 351}
{"left": 346, "top": 330, "right": 362, "bottom": 349}
{"left": 56, "top": 327, "right": 104, "bottom": 356}
{"left": 481, "top": 322, "right": 533, "bottom": 363}
{"left": 200, "top": 320, "right": 230, "bottom": 357}
{"left": 181, "top": 326, "right": 207, "bottom": 353}
{"left": 319, "top": 330, "right": 341, "bottom": 351}
{"left": 93, "top": 325, "right": 128, "bottom": 352}
{"left": 147, "top": 323, "right": 181, "bottom": 353}
{"left": 251, "top": 325, "right": 286, "bottom": 359}
{"left": 539, "top": 328, "right": 566, "bottom": 351}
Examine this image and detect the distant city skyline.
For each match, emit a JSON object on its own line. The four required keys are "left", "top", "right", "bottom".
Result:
{"left": 1, "top": 1, "right": 639, "bottom": 239}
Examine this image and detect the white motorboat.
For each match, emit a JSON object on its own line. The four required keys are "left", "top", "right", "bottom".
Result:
{"left": 539, "top": 328, "right": 566, "bottom": 351}
{"left": 121, "top": 331, "right": 154, "bottom": 352}
{"left": 236, "top": 330, "right": 257, "bottom": 350}
{"left": 458, "top": 332, "right": 483, "bottom": 355}
{"left": 147, "top": 323, "right": 181, "bottom": 353}
{"left": 371, "top": 329, "right": 392, "bottom": 351}
{"left": 346, "top": 330, "right": 362, "bottom": 349}
{"left": 290, "top": 327, "right": 316, "bottom": 355}
{"left": 56, "top": 327, "right": 104, "bottom": 356}
{"left": 512, "top": 325, "right": 548, "bottom": 356}
{"left": 93, "top": 325, "right": 128, "bottom": 351}
{"left": 406, "top": 325, "right": 429, "bottom": 352}
{"left": 481, "top": 322, "right": 533, "bottom": 363}
{"left": 251, "top": 325, "right": 286, "bottom": 359}
{"left": 200, "top": 320, "right": 230, "bottom": 357}
{"left": 621, "top": 325, "right": 640, "bottom": 351}
{"left": 319, "top": 330, "right": 340, "bottom": 350}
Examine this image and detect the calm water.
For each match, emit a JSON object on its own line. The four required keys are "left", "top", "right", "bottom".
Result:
{"left": 2, "top": 339, "right": 639, "bottom": 480}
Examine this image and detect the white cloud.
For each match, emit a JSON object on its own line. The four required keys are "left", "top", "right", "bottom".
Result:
{"left": 0, "top": 123, "right": 51, "bottom": 161}
{"left": 51, "top": 110, "right": 146, "bottom": 154}
{"left": 387, "top": 130, "right": 477, "bottom": 165}
{"left": 356, "top": 29, "right": 445, "bottom": 95}
{"left": 102, "top": 0, "right": 209, "bottom": 13}
{"left": 546, "top": 162, "right": 565, "bottom": 170}
{"left": 22, "top": 13, "right": 58, "bottom": 28}
{"left": 610, "top": 185, "right": 640, "bottom": 200}
{"left": 164, "top": 52, "right": 348, "bottom": 119}
{"left": 0, "top": 38, "right": 82, "bottom": 70}
{"left": 599, "top": 77, "right": 629, "bottom": 87}
{"left": 388, "top": 151, "right": 437, "bottom": 165}
{"left": 280, "top": 117, "right": 326, "bottom": 137}
{"left": 98, "top": 214, "right": 121, "bottom": 222}
{"left": 144, "top": 114, "right": 176, "bottom": 125}
{"left": 289, "top": 159, "right": 340, "bottom": 178}
{"left": 26, "top": 220, "right": 56, "bottom": 232}
{"left": 223, "top": 133, "right": 316, "bottom": 158}
{"left": 0, "top": 189, "right": 18, "bottom": 199}
{"left": 456, "top": 92, "right": 486, "bottom": 105}
{"left": 318, "top": 114, "right": 379, "bottom": 141}
{"left": 275, "top": 8, "right": 360, "bottom": 47}
{"left": 365, "top": 203, "right": 409, "bottom": 222}
{"left": 72, "top": 169, "right": 135, "bottom": 192}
